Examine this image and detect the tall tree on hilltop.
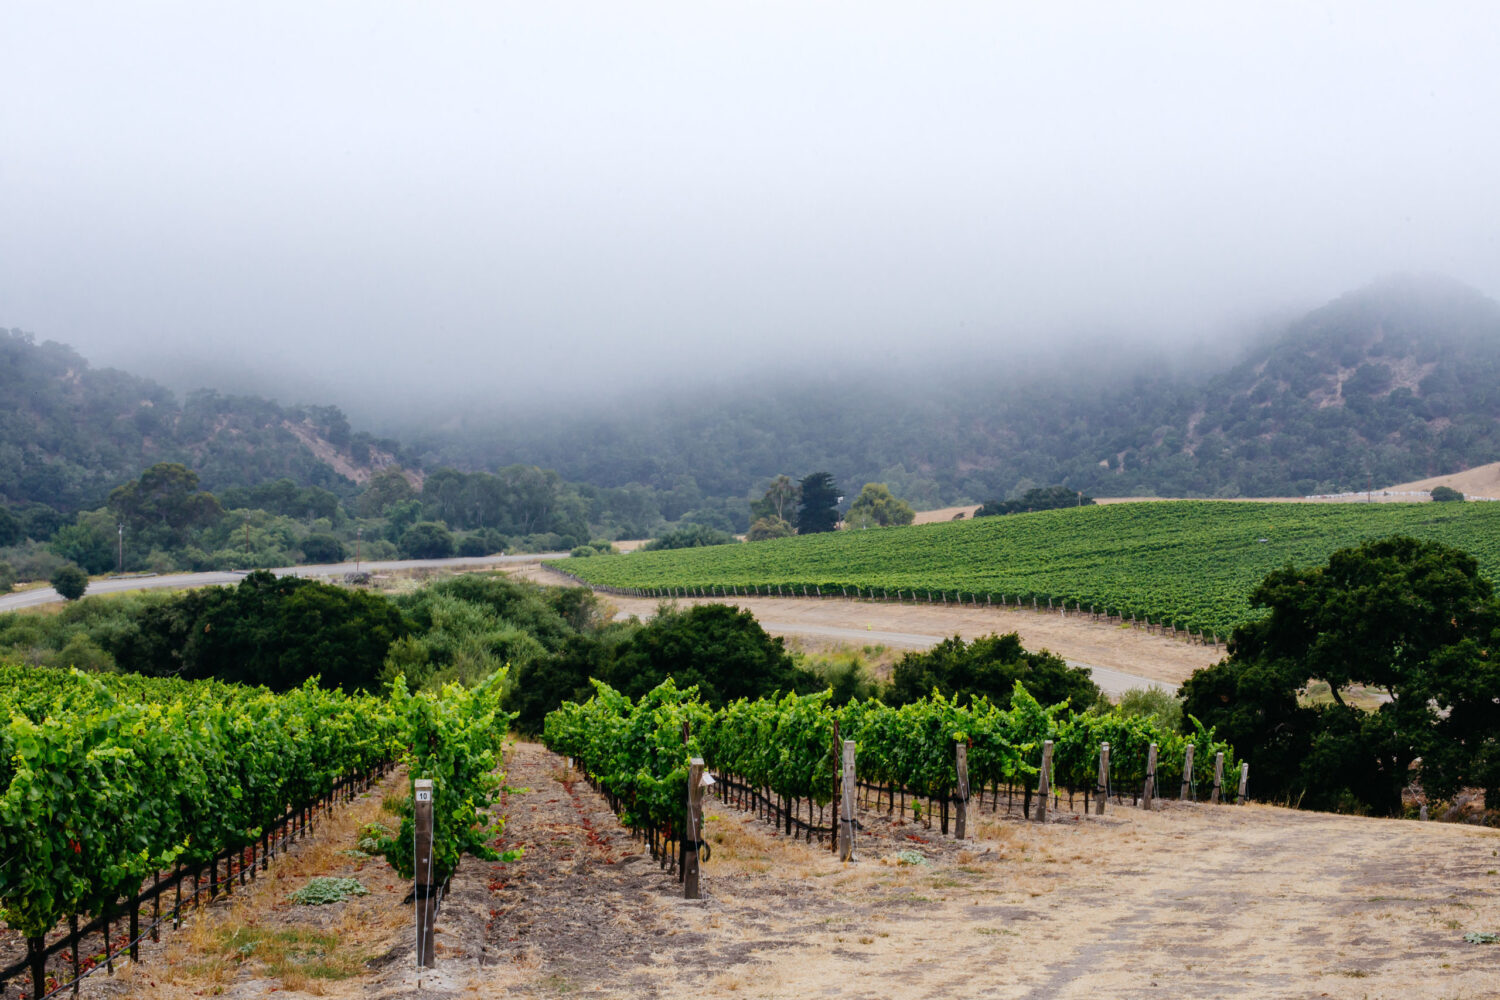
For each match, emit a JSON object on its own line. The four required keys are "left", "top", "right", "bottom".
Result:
{"left": 751, "top": 475, "right": 799, "bottom": 523}
{"left": 796, "top": 472, "right": 840, "bottom": 534}
{"left": 844, "top": 482, "right": 916, "bottom": 529}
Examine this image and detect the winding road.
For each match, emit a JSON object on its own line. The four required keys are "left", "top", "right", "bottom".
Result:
{"left": 2, "top": 552, "right": 1197, "bottom": 696}
{"left": 0, "top": 552, "right": 568, "bottom": 613}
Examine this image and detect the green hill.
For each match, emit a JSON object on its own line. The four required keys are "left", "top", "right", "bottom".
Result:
{"left": 0, "top": 329, "right": 413, "bottom": 512}
{"left": 413, "top": 274, "right": 1500, "bottom": 507}
{"left": 550, "top": 500, "right": 1500, "bottom": 636}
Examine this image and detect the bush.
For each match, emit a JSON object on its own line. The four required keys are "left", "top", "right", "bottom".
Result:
{"left": 1430, "top": 485, "right": 1464, "bottom": 502}
{"left": 888, "top": 632, "right": 1101, "bottom": 710}
{"left": 399, "top": 521, "right": 455, "bottom": 559}
{"left": 457, "top": 529, "right": 508, "bottom": 557}
{"left": 1115, "top": 687, "right": 1183, "bottom": 731}
{"left": 604, "top": 603, "right": 816, "bottom": 706}
{"left": 0, "top": 561, "right": 14, "bottom": 594}
{"left": 644, "top": 524, "right": 737, "bottom": 551}
{"left": 746, "top": 516, "right": 794, "bottom": 541}
{"left": 798, "top": 650, "right": 884, "bottom": 705}
{"left": 976, "top": 485, "right": 1093, "bottom": 517}
{"left": 300, "top": 533, "right": 346, "bottom": 563}
{"left": 0, "top": 540, "right": 66, "bottom": 582}
{"left": 569, "top": 545, "right": 596, "bottom": 558}
{"left": 50, "top": 564, "right": 89, "bottom": 601}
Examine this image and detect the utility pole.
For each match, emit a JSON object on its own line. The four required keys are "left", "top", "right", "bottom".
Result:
{"left": 116, "top": 524, "right": 124, "bottom": 575}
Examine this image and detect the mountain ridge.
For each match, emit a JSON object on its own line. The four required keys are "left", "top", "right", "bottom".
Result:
{"left": 5, "top": 273, "right": 1499, "bottom": 519}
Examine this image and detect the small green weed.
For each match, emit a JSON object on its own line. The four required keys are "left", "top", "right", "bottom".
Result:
{"left": 289, "top": 877, "right": 370, "bottom": 905}
{"left": 357, "top": 822, "right": 392, "bottom": 854}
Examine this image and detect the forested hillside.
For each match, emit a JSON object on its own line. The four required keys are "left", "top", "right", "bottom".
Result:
{"left": 404, "top": 274, "right": 1500, "bottom": 506}
{"left": 0, "top": 329, "right": 410, "bottom": 511}
{"left": 5, "top": 274, "right": 1500, "bottom": 576}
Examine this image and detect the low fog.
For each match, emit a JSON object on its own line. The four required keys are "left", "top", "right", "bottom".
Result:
{"left": 4, "top": 2, "right": 1499, "bottom": 423}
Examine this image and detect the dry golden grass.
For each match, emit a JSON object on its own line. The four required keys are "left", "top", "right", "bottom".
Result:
{"left": 107, "top": 771, "right": 410, "bottom": 1000}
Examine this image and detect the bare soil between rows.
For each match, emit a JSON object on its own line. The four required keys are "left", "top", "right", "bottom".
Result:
{"left": 431, "top": 743, "right": 1500, "bottom": 999}
{"left": 65, "top": 742, "right": 1500, "bottom": 999}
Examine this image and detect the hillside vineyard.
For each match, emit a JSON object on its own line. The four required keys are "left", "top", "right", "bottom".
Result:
{"left": 552, "top": 500, "right": 1500, "bottom": 637}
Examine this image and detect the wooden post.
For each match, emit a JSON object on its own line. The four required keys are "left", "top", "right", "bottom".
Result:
{"left": 1180, "top": 744, "right": 1194, "bottom": 802}
{"left": 1141, "top": 743, "right": 1158, "bottom": 811}
{"left": 1211, "top": 751, "right": 1224, "bottom": 804}
{"left": 830, "top": 721, "right": 841, "bottom": 855}
{"left": 1238, "top": 762, "right": 1249, "bottom": 804}
{"left": 954, "top": 742, "right": 970, "bottom": 839}
{"left": 685, "top": 758, "right": 704, "bottom": 899}
{"left": 1036, "top": 740, "right": 1053, "bottom": 823}
{"left": 26, "top": 936, "right": 45, "bottom": 1000}
{"left": 413, "top": 778, "right": 436, "bottom": 969}
{"left": 71, "top": 913, "right": 80, "bottom": 992}
{"left": 839, "top": 740, "right": 857, "bottom": 861}
{"left": 1095, "top": 742, "right": 1110, "bottom": 815}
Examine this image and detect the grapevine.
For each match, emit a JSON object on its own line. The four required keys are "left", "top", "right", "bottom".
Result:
{"left": 548, "top": 500, "right": 1500, "bottom": 636}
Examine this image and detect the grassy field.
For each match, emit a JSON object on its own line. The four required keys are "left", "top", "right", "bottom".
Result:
{"left": 552, "top": 500, "right": 1500, "bottom": 635}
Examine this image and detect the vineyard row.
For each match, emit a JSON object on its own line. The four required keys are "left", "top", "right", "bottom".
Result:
{"left": 0, "top": 666, "right": 513, "bottom": 1000}
{"left": 543, "top": 680, "right": 1243, "bottom": 889}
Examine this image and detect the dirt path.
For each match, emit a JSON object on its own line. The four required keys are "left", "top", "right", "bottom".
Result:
{"left": 84, "top": 744, "right": 1500, "bottom": 998}
{"left": 422, "top": 742, "right": 1500, "bottom": 999}
{"left": 509, "top": 564, "right": 1217, "bottom": 688}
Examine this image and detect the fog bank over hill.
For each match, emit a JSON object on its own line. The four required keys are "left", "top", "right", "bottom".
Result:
{"left": 5, "top": 274, "right": 1500, "bottom": 535}
{"left": 4, "top": 3, "right": 1499, "bottom": 412}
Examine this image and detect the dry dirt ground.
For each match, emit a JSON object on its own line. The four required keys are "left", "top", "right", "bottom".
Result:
{"left": 912, "top": 505, "right": 983, "bottom": 524}
{"left": 1386, "top": 462, "right": 1500, "bottom": 500}
{"left": 71, "top": 743, "right": 1500, "bottom": 1000}
{"left": 439, "top": 743, "right": 1500, "bottom": 1000}
{"left": 508, "top": 564, "right": 1217, "bottom": 688}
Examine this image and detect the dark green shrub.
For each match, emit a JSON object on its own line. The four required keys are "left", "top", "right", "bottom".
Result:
{"left": 50, "top": 564, "right": 89, "bottom": 601}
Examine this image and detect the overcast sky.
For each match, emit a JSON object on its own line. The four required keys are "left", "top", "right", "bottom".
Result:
{"left": 3, "top": 2, "right": 1499, "bottom": 412}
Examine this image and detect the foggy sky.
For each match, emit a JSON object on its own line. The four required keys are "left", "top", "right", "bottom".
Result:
{"left": 3, "top": 2, "right": 1499, "bottom": 417}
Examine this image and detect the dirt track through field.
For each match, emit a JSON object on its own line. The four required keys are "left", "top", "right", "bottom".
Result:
{"left": 508, "top": 564, "right": 1218, "bottom": 690}
{"left": 84, "top": 743, "right": 1500, "bottom": 999}
{"left": 427, "top": 742, "right": 1500, "bottom": 999}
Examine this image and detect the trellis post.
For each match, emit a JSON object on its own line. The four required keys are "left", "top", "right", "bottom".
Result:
{"left": 839, "top": 740, "right": 857, "bottom": 861}
{"left": 1095, "top": 742, "right": 1110, "bottom": 815}
{"left": 1142, "top": 743, "right": 1158, "bottom": 810}
{"left": 413, "top": 778, "right": 437, "bottom": 968}
{"left": 685, "top": 758, "right": 704, "bottom": 899}
{"left": 954, "top": 742, "right": 970, "bottom": 839}
{"left": 1036, "top": 740, "right": 1053, "bottom": 822}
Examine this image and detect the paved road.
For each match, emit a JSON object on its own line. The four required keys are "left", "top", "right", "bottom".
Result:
{"left": 0, "top": 553, "right": 569, "bottom": 613}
